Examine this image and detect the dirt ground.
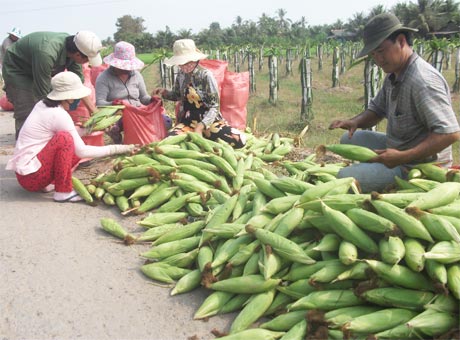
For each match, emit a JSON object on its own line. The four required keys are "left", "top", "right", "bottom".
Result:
{"left": 0, "top": 110, "right": 237, "bottom": 340}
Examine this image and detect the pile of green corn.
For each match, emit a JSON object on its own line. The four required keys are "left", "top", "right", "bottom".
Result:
{"left": 76, "top": 135, "right": 460, "bottom": 340}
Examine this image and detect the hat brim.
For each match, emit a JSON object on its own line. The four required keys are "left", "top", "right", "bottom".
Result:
{"left": 7, "top": 31, "right": 22, "bottom": 38}
{"left": 357, "top": 26, "right": 418, "bottom": 58}
{"left": 47, "top": 86, "right": 91, "bottom": 101}
{"left": 88, "top": 54, "right": 102, "bottom": 67}
{"left": 164, "top": 51, "right": 208, "bottom": 66}
{"left": 103, "top": 54, "right": 145, "bottom": 70}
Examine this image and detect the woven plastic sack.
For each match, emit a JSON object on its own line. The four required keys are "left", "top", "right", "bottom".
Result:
{"left": 199, "top": 59, "right": 228, "bottom": 93}
{"left": 220, "top": 70, "right": 249, "bottom": 130}
{"left": 122, "top": 96, "right": 167, "bottom": 145}
{"left": 90, "top": 64, "right": 109, "bottom": 86}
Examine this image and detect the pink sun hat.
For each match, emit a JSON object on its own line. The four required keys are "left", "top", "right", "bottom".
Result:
{"left": 103, "top": 41, "right": 144, "bottom": 71}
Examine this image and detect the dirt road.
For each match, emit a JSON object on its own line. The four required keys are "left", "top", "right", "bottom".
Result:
{"left": 0, "top": 110, "right": 234, "bottom": 340}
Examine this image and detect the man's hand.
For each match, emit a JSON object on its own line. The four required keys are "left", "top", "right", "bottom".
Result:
{"left": 194, "top": 122, "right": 205, "bottom": 136}
{"left": 370, "top": 148, "right": 408, "bottom": 168}
{"left": 329, "top": 119, "right": 359, "bottom": 139}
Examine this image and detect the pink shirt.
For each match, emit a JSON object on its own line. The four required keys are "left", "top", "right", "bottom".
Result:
{"left": 6, "top": 101, "right": 113, "bottom": 175}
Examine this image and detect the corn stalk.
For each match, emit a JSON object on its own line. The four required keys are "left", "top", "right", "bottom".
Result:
{"left": 317, "top": 43, "right": 323, "bottom": 71}
{"left": 453, "top": 46, "right": 460, "bottom": 93}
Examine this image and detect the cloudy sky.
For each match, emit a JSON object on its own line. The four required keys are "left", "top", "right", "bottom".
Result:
{"left": 1, "top": 0, "right": 407, "bottom": 40}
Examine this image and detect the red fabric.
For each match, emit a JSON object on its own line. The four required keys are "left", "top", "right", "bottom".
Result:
{"left": 16, "top": 131, "right": 80, "bottom": 192}
{"left": 122, "top": 97, "right": 167, "bottom": 145}
{"left": 220, "top": 71, "right": 249, "bottom": 130}
{"left": 90, "top": 64, "right": 109, "bottom": 86}
{"left": 69, "top": 64, "right": 96, "bottom": 124}
{"left": 0, "top": 94, "right": 14, "bottom": 111}
{"left": 199, "top": 59, "right": 228, "bottom": 93}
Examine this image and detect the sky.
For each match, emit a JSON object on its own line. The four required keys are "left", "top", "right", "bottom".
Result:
{"left": 1, "top": 0, "right": 409, "bottom": 41}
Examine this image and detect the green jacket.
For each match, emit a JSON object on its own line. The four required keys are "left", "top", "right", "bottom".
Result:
{"left": 2, "top": 31, "right": 83, "bottom": 100}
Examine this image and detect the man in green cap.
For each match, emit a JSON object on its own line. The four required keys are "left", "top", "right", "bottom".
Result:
{"left": 2, "top": 30, "right": 103, "bottom": 139}
{"left": 329, "top": 12, "right": 460, "bottom": 193}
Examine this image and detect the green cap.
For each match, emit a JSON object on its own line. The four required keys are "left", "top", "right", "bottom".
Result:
{"left": 358, "top": 13, "right": 418, "bottom": 58}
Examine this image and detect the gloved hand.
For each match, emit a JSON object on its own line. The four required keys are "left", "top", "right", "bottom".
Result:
{"left": 112, "top": 99, "right": 124, "bottom": 105}
{"left": 109, "top": 144, "right": 136, "bottom": 155}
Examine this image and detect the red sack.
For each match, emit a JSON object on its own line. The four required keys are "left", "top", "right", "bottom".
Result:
{"left": 122, "top": 97, "right": 167, "bottom": 145}
{"left": 199, "top": 59, "right": 228, "bottom": 93}
{"left": 220, "top": 71, "right": 249, "bottom": 130}
{"left": 90, "top": 64, "right": 109, "bottom": 86}
{"left": 0, "top": 94, "right": 14, "bottom": 111}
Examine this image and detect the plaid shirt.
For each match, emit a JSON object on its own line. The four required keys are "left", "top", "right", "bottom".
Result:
{"left": 369, "top": 52, "right": 459, "bottom": 164}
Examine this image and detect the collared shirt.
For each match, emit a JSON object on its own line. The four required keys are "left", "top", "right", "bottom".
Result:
{"left": 6, "top": 101, "right": 115, "bottom": 175}
{"left": 162, "top": 64, "right": 223, "bottom": 128}
{"left": 369, "top": 52, "right": 459, "bottom": 164}
{"left": 95, "top": 67, "right": 151, "bottom": 107}
{"left": 2, "top": 31, "right": 83, "bottom": 100}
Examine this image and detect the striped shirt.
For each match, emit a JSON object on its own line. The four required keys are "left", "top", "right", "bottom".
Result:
{"left": 368, "top": 52, "right": 459, "bottom": 164}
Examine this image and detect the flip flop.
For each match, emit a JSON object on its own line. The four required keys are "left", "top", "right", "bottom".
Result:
{"left": 54, "top": 193, "right": 83, "bottom": 203}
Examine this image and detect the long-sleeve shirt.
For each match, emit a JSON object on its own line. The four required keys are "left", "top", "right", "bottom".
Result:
{"left": 6, "top": 101, "right": 115, "bottom": 175}
{"left": 162, "top": 65, "right": 223, "bottom": 128}
{"left": 95, "top": 67, "right": 151, "bottom": 107}
{"left": 1, "top": 31, "right": 83, "bottom": 100}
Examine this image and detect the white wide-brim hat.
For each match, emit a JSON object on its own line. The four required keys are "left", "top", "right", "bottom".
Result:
{"left": 47, "top": 72, "right": 91, "bottom": 101}
{"left": 74, "top": 30, "right": 103, "bottom": 67}
{"left": 164, "top": 39, "right": 207, "bottom": 66}
{"left": 7, "top": 27, "right": 22, "bottom": 39}
{"left": 103, "top": 41, "right": 144, "bottom": 71}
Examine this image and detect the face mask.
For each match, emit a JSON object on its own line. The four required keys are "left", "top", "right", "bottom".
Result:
{"left": 69, "top": 99, "right": 80, "bottom": 111}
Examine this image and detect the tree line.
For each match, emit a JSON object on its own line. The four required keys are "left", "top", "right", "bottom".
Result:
{"left": 103, "top": 0, "right": 460, "bottom": 53}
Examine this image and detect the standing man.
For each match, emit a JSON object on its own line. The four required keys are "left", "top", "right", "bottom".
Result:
{"left": 2, "top": 30, "right": 103, "bottom": 138}
{"left": 329, "top": 13, "right": 460, "bottom": 193}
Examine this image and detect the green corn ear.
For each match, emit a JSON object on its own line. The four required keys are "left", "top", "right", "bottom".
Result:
{"left": 360, "top": 287, "right": 434, "bottom": 311}
{"left": 323, "top": 143, "right": 378, "bottom": 162}
{"left": 379, "top": 236, "right": 405, "bottom": 265}
{"left": 344, "top": 308, "right": 418, "bottom": 334}
{"left": 100, "top": 217, "right": 136, "bottom": 245}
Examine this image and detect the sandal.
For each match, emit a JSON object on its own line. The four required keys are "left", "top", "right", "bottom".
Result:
{"left": 53, "top": 190, "right": 83, "bottom": 203}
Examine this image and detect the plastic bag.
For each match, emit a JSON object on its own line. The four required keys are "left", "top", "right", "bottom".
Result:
{"left": 122, "top": 96, "right": 167, "bottom": 145}
{"left": 220, "top": 71, "right": 249, "bottom": 130}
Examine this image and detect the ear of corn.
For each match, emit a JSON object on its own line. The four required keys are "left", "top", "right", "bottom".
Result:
{"left": 71, "top": 176, "right": 94, "bottom": 204}
{"left": 209, "top": 274, "right": 281, "bottom": 294}
{"left": 365, "top": 260, "right": 434, "bottom": 291}
{"left": 338, "top": 240, "right": 358, "bottom": 265}
{"left": 323, "top": 144, "right": 378, "bottom": 162}
{"left": 299, "top": 177, "right": 355, "bottom": 203}
{"left": 407, "top": 182, "right": 460, "bottom": 210}
{"left": 216, "top": 329, "right": 286, "bottom": 340}
{"left": 413, "top": 162, "right": 447, "bottom": 182}
{"left": 193, "top": 291, "right": 234, "bottom": 319}
{"left": 406, "top": 308, "right": 458, "bottom": 337}
{"left": 446, "top": 263, "right": 460, "bottom": 299}
{"left": 272, "top": 207, "right": 304, "bottom": 238}
{"left": 140, "top": 236, "right": 201, "bottom": 260}
{"left": 425, "top": 258, "right": 448, "bottom": 285}
{"left": 287, "top": 290, "right": 363, "bottom": 311}
{"left": 218, "top": 294, "right": 251, "bottom": 314}
{"left": 344, "top": 308, "right": 418, "bottom": 334}
{"left": 153, "top": 220, "right": 205, "bottom": 245}
{"left": 260, "top": 310, "right": 307, "bottom": 331}
{"left": 423, "top": 240, "right": 460, "bottom": 264}
{"left": 379, "top": 236, "right": 405, "bottom": 265}
{"left": 403, "top": 238, "right": 426, "bottom": 272}
{"left": 360, "top": 287, "right": 434, "bottom": 311}
{"left": 370, "top": 199, "right": 433, "bottom": 242}
{"left": 278, "top": 319, "right": 307, "bottom": 340}
{"left": 100, "top": 217, "right": 136, "bottom": 245}
{"left": 321, "top": 202, "right": 378, "bottom": 254}
{"left": 325, "top": 305, "right": 383, "bottom": 328}
{"left": 229, "top": 289, "right": 276, "bottom": 334}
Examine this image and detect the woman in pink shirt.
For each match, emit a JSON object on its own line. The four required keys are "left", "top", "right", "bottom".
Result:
{"left": 6, "top": 72, "right": 135, "bottom": 202}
